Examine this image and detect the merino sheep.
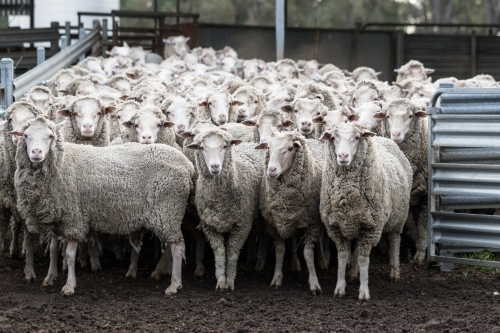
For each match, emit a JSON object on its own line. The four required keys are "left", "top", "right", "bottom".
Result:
{"left": 1, "top": 101, "right": 43, "bottom": 281}
{"left": 232, "top": 86, "right": 266, "bottom": 122}
{"left": 312, "top": 106, "right": 358, "bottom": 134}
{"left": 198, "top": 93, "right": 243, "bottom": 125}
{"left": 376, "top": 98, "right": 429, "bottom": 261}
{"left": 321, "top": 71, "right": 349, "bottom": 92}
{"left": 276, "top": 59, "right": 300, "bottom": 81}
{"left": 347, "top": 101, "right": 384, "bottom": 134}
{"left": 12, "top": 116, "right": 194, "bottom": 296}
{"left": 345, "top": 66, "right": 382, "bottom": 82}
{"left": 25, "top": 86, "right": 56, "bottom": 120}
{"left": 64, "top": 78, "right": 96, "bottom": 96}
{"left": 164, "top": 36, "right": 191, "bottom": 58}
{"left": 161, "top": 96, "right": 198, "bottom": 138}
{"left": 346, "top": 81, "right": 383, "bottom": 108}
{"left": 186, "top": 129, "right": 263, "bottom": 290}
{"left": 45, "top": 69, "right": 76, "bottom": 97}
{"left": 295, "top": 82, "right": 346, "bottom": 110}
{"left": 109, "top": 100, "right": 141, "bottom": 142}
{"left": 319, "top": 121, "right": 412, "bottom": 300}
{"left": 242, "top": 58, "right": 266, "bottom": 80}
{"left": 106, "top": 75, "right": 132, "bottom": 95}
{"left": 266, "top": 84, "right": 297, "bottom": 110}
{"left": 255, "top": 131, "right": 323, "bottom": 294}
{"left": 281, "top": 98, "right": 328, "bottom": 139}
{"left": 218, "top": 78, "right": 247, "bottom": 95}
{"left": 395, "top": 60, "right": 434, "bottom": 83}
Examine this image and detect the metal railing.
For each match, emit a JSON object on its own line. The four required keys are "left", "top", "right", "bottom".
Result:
{"left": 428, "top": 83, "right": 500, "bottom": 271}
{"left": 0, "top": 20, "right": 104, "bottom": 108}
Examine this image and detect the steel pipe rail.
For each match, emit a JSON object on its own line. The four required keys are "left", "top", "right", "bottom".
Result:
{"left": 13, "top": 26, "right": 102, "bottom": 100}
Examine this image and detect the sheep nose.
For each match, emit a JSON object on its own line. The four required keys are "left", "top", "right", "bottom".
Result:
{"left": 210, "top": 164, "right": 220, "bottom": 173}
{"left": 31, "top": 148, "right": 42, "bottom": 155}
{"left": 269, "top": 166, "right": 276, "bottom": 173}
{"left": 338, "top": 153, "right": 349, "bottom": 160}
{"left": 392, "top": 131, "right": 401, "bottom": 138}
{"left": 142, "top": 134, "right": 152, "bottom": 140}
{"left": 249, "top": 71, "right": 255, "bottom": 76}
{"left": 238, "top": 108, "right": 246, "bottom": 115}
{"left": 301, "top": 121, "right": 311, "bottom": 128}
{"left": 83, "top": 123, "right": 93, "bottom": 129}
{"left": 177, "top": 124, "right": 186, "bottom": 132}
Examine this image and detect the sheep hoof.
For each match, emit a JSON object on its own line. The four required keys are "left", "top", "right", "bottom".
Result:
{"left": 270, "top": 274, "right": 283, "bottom": 288}
{"left": 42, "top": 273, "right": 57, "bottom": 286}
{"left": 125, "top": 269, "right": 137, "bottom": 279}
{"left": 255, "top": 260, "right": 265, "bottom": 272}
{"left": 309, "top": 278, "right": 322, "bottom": 295}
{"left": 413, "top": 250, "right": 426, "bottom": 262}
{"left": 390, "top": 268, "right": 400, "bottom": 283}
{"left": 165, "top": 283, "right": 182, "bottom": 295}
{"left": 61, "top": 284, "right": 75, "bottom": 296}
{"left": 215, "top": 276, "right": 227, "bottom": 291}
{"left": 24, "top": 268, "right": 36, "bottom": 283}
{"left": 334, "top": 281, "right": 346, "bottom": 298}
{"left": 358, "top": 289, "right": 370, "bottom": 301}
{"left": 150, "top": 270, "right": 162, "bottom": 280}
{"left": 194, "top": 265, "right": 205, "bottom": 279}
{"left": 226, "top": 279, "right": 235, "bottom": 291}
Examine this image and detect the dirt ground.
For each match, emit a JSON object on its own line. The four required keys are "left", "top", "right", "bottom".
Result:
{"left": 1, "top": 241, "right": 500, "bottom": 333}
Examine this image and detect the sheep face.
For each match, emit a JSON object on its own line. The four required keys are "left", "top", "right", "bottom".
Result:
{"left": 377, "top": 100, "right": 427, "bottom": 143}
{"left": 277, "top": 63, "right": 298, "bottom": 81}
{"left": 266, "top": 86, "right": 294, "bottom": 109}
{"left": 243, "top": 59, "right": 264, "bottom": 80}
{"left": 233, "top": 91, "right": 259, "bottom": 121}
{"left": 111, "top": 79, "right": 132, "bottom": 95}
{"left": 53, "top": 73, "right": 74, "bottom": 97}
{"left": 140, "top": 91, "right": 166, "bottom": 107}
{"left": 127, "top": 111, "right": 174, "bottom": 144}
{"left": 115, "top": 104, "right": 140, "bottom": 134}
{"left": 395, "top": 61, "right": 434, "bottom": 83}
{"left": 200, "top": 48, "right": 218, "bottom": 66}
{"left": 313, "top": 110, "right": 352, "bottom": 133}
{"left": 26, "top": 90, "right": 53, "bottom": 116}
{"left": 300, "top": 60, "right": 320, "bottom": 79}
{"left": 349, "top": 85, "right": 379, "bottom": 108}
{"left": 322, "top": 122, "right": 374, "bottom": 166}
{"left": 164, "top": 98, "right": 196, "bottom": 136}
{"left": 323, "top": 75, "right": 348, "bottom": 92}
{"left": 354, "top": 69, "right": 379, "bottom": 82}
{"left": 407, "top": 81, "right": 435, "bottom": 111}
{"left": 282, "top": 99, "right": 326, "bottom": 136}
{"left": 259, "top": 134, "right": 302, "bottom": 178}
{"left": 201, "top": 93, "right": 242, "bottom": 125}
{"left": 7, "top": 104, "right": 39, "bottom": 145}
{"left": 242, "top": 112, "right": 294, "bottom": 143}
{"left": 10, "top": 118, "right": 61, "bottom": 163}
{"left": 157, "top": 68, "right": 176, "bottom": 84}
{"left": 60, "top": 99, "right": 106, "bottom": 137}
{"left": 164, "top": 36, "right": 190, "bottom": 56}
{"left": 221, "top": 57, "right": 237, "bottom": 74}
{"left": 102, "top": 58, "right": 120, "bottom": 77}
{"left": 72, "top": 81, "right": 96, "bottom": 97}
{"left": 350, "top": 102, "right": 382, "bottom": 131}
{"left": 190, "top": 133, "right": 241, "bottom": 175}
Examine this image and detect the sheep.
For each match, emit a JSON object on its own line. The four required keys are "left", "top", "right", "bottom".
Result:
{"left": 58, "top": 96, "right": 113, "bottom": 147}
{"left": 281, "top": 98, "right": 328, "bottom": 139}
{"left": 345, "top": 66, "right": 382, "bottom": 82}
{"left": 319, "top": 121, "right": 412, "bottom": 300}
{"left": 108, "top": 100, "right": 141, "bottom": 142}
{"left": 345, "top": 80, "right": 384, "bottom": 108}
{"left": 232, "top": 86, "right": 266, "bottom": 122}
{"left": 276, "top": 59, "right": 300, "bottom": 81}
{"left": 255, "top": 131, "right": 323, "bottom": 294}
{"left": 242, "top": 58, "right": 266, "bottom": 80}
{"left": 433, "top": 77, "right": 458, "bottom": 88}
{"left": 1, "top": 101, "right": 43, "bottom": 281}
{"left": 347, "top": 101, "right": 384, "bottom": 134}
{"left": 297, "top": 60, "right": 321, "bottom": 79}
{"left": 376, "top": 98, "right": 429, "bottom": 261}
{"left": 220, "top": 56, "right": 242, "bottom": 76}
{"left": 25, "top": 86, "right": 56, "bottom": 120}
{"left": 295, "top": 82, "right": 346, "bottom": 110}
{"left": 106, "top": 42, "right": 131, "bottom": 57}
{"left": 218, "top": 78, "right": 247, "bottom": 94}
{"left": 44, "top": 69, "right": 76, "bottom": 97}
{"left": 163, "top": 35, "right": 191, "bottom": 58}
{"left": 266, "top": 84, "right": 297, "bottom": 110}
{"left": 321, "top": 71, "right": 349, "bottom": 92}
{"left": 406, "top": 79, "right": 436, "bottom": 111}
{"left": 248, "top": 75, "right": 274, "bottom": 91}
{"left": 64, "top": 78, "right": 96, "bottom": 97}
{"left": 395, "top": 60, "right": 434, "bottom": 83}
{"left": 198, "top": 93, "right": 243, "bottom": 125}
{"left": 318, "top": 63, "right": 342, "bottom": 75}
{"left": 106, "top": 75, "right": 132, "bottom": 95}
{"left": 199, "top": 47, "right": 219, "bottom": 66}
{"left": 312, "top": 106, "right": 359, "bottom": 134}
{"left": 128, "top": 88, "right": 171, "bottom": 107}
{"left": 70, "top": 66, "right": 91, "bottom": 77}
{"left": 78, "top": 57, "right": 106, "bottom": 76}
{"left": 186, "top": 129, "right": 264, "bottom": 290}
{"left": 12, "top": 116, "right": 194, "bottom": 296}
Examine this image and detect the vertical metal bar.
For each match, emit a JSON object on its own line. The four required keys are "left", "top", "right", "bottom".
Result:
{"left": 65, "top": 21, "right": 71, "bottom": 45}
{"left": 29, "top": 0, "right": 34, "bottom": 28}
{"left": 0, "top": 58, "right": 14, "bottom": 107}
{"left": 79, "top": 26, "right": 86, "bottom": 62}
{"left": 471, "top": 30, "right": 477, "bottom": 77}
{"left": 92, "top": 20, "right": 100, "bottom": 55}
{"left": 36, "top": 47, "right": 45, "bottom": 66}
{"left": 284, "top": 0, "right": 288, "bottom": 28}
{"left": 60, "top": 36, "right": 68, "bottom": 50}
{"left": 275, "top": 0, "right": 285, "bottom": 60}
{"left": 50, "top": 21, "right": 59, "bottom": 51}
{"left": 102, "top": 19, "right": 108, "bottom": 57}
{"left": 396, "top": 30, "right": 404, "bottom": 68}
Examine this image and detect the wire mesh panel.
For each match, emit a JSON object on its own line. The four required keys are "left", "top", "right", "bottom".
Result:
{"left": 428, "top": 84, "right": 500, "bottom": 269}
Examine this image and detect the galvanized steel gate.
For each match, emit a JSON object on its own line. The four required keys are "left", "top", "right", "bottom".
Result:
{"left": 428, "top": 83, "right": 500, "bottom": 270}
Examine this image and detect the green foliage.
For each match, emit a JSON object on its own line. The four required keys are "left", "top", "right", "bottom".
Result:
{"left": 459, "top": 249, "right": 500, "bottom": 275}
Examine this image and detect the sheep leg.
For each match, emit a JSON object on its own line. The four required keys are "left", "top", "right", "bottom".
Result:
{"left": 23, "top": 230, "right": 36, "bottom": 282}
{"left": 358, "top": 254, "right": 370, "bottom": 301}
{"left": 194, "top": 230, "right": 206, "bottom": 279}
{"left": 304, "top": 243, "right": 322, "bottom": 295}
{"left": 0, "top": 210, "right": 11, "bottom": 254}
{"left": 323, "top": 234, "right": 330, "bottom": 268}
{"left": 316, "top": 233, "right": 328, "bottom": 271}
{"left": 78, "top": 243, "right": 90, "bottom": 269}
{"left": 165, "top": 241, "right": 185, "bottom": 295}
{"left": 388, "top": 232, "right": 401, "bottom": 283}
{"left": 348, "top": 244, "right": 359, "bottom": 281}
{"left": 204, "top": 225, "right": 227, "bottom": 291}
{"left": 270, "top": 237, "right": 285, "bottom": 289}
{"left": 226, "top": 223, "right": 251, "bottom": 291}
{"left": 126, "top": 232, "right": 142, "bottom": 279}
{"left": 288, "top": 235, "right": 301, "bottom": 274}
{"left": 9, "top": 216, "right": 21, "bottom": 259}
{"left": 334, "top": 250, "right": 349, "bottom": 297}
{"left": 61, "top": 241, "right": 68, "bottom": 272}
{"left": 405, "top": 208, "right": 418, "bottom": 246}
{"left": 112, "top": 236, "right": 124, "bottom": 261}
{"left": 88, "top": 239, "right": 101, "bottom": 272}
{"left": 151, "top": 246, "right": 172, "bottom": 280}
{"left": 43, "top": 236, "right": 59, "bottom": 286}
{"left": 414, "top": 203, "right": 428, "bottom": 261}
{"left": 255, "top": 225, "right": 268, "bottom": 272}
{"left": 61, "top": 240, "right": 78, "bottom": 296}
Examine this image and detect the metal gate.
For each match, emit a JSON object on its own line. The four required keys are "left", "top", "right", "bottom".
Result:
{"left": 428, "top": 83, "right": 500, "bottom": 270}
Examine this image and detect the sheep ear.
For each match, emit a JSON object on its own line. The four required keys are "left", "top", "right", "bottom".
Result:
{"left": 293, "top": 141, "right": 302, "bottom": 150}
{"left": 163, "top": 121, "right": 175, "bottom": 128}
{"left": 342, "top": 90, "right": 353, "bottom": 96}
{"left": 394, "top": 68, "right": 400, "bottom": 73}
{"left": 120, "top": 94, "right": 129, "bottom": 101}
{"left": 254, "top": 142, "right": 268, "bottom": 149}
{"left": 104, "top": 106, "right": 116, "bottom": 114}
{"left": 362, "top": 131, "right": 376, "bottom": 137}
{"left": 219, "top": 127, "right": 228, "bottom": 132}
{"left": 8, "top": 130, "right": 23, "bottom": 137}
{"left": 58, "top": 109, "right": 71, "bottom": 117}
{"left": 185, "top": 142, "right": 199, "bottom": 150}
{"left": 425, "top": 68, "right": 435, "bottom": 75}
{"left": 314, "top": 94, "right": 324, "bottom": 101}
{"left": 348, "top": 114, "right": 359, "bottom": 121}
{"left": 319, "top": 131, "right": 332, "bottom": 141}
{"left": 55, "top": 121, "right": 65, "bottom": 133}
{"left": 415, "top": 110, "right": 428, "bottom": 118}
{"left": 375, "top": 71, "right": 382, "bottom": 76}
{"left": 282, "top": 120, "right": 295, "bottom": 128}
{"left": 230, "top": 139, "right": 242, "bottom": 146}
{"left": 105, "top": 50, "right": 112, "bottom": 55}
{"left": 185, "top": 37, "right": 190, "bottom": 42}
{"left": 373, "top": 112, "right": 387, "bottom": 119}
{"left": 199, "top": 101, "right": 208, "bottom": 106}
{"left": 163, "top": 38, "right": 171, "bottom": 45}
{"left": 231, "top": 100, "right": 244, "bottom": 106}
{"left": 312, "top": 115, "right": 324, "bottom": 124}
{"left": 281, "top": 105, "right": 292, "bottom": 112}
{"left": 122, "top": 120, "right": 133, "bottom": 128}
{"left": 180, "top": 131, "right": 195, "bottom": 139}
{"left": 241, "top": 116, "right": 258, "bottom": 126}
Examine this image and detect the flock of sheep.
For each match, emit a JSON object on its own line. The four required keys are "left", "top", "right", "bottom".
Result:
{"left": 0, "top": 34, "right": 497, "bottom": 301}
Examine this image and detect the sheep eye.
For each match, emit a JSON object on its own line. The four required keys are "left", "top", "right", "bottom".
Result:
{"left": 23, "top": 134, "right": 28, "bottom": 138}
{"left": 157, "top": 124, "right": 162, "bottom": 127}
{"left": 134, "top": 124, "right": 139, "bottom": 128}
{"left": 293, "top": 109, "right": 298, "bottom": 113}
{"left": 49, "top": 135, "right": 54, "bottom": 139}
{"left": 355, "top": 137, "right": 360, "bottom": 140}
{"left": 409, "top": 115, "right": 413, "bottom": 118}
{"left": 287, "top": 146, "right": 293, "bottom": 151}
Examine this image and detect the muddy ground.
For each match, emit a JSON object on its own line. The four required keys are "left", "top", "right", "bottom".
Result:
{"left": 1, "top": 240, "right": 500, "bottom": 333}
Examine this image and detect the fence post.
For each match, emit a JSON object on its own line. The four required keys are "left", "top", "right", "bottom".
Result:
{"left": 470, "top": 30, "right": 477, "bottom": 78}
{"left": 102, "top": 19, "right": 108, "bottom": 57}
{"left": 396, "top": 30, "right": 404, "bottom": 69}
{"left": 60, "top": 35, "right": 68, "bottom": 50}
{"left": 92, "top": 20, "right": 100, "bottom": 55}
{"left": 50, "top": 21, "right": 60, "bottom": 52}
{"left": 79, "top": 26, "right": 86, "bottom": 62}
{"left": 37, "top": 47, "right": 45, "bottom": 66}
{"left": 65, "top": 21, "right": 71, "bottom": 45}
{"left": 0, "top": 58, "right": 14, "bottom": 108}
{"left": 275, "top": 0, "right": 285, "bottom": 60}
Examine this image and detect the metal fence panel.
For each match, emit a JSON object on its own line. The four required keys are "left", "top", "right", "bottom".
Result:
{"left": 428, "top": 85, "right": 500, "bottom": 269}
